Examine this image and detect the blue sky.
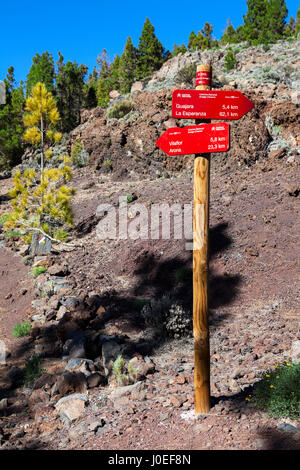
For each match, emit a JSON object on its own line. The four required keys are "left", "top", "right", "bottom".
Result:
{"left": 0, "top": 0, "right": 299, "bottom": 84}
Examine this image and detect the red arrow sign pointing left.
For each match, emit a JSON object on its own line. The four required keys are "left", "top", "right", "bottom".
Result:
{"left": 156, "top": 123, "right": 229, "bottom": 156}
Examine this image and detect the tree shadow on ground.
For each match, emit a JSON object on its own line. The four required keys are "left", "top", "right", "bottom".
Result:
{"left": 0, "top": 221, "right": 241, "bottom": 438}
{"left": 2, "top": 222, "right": 241, "bottom": 366}
{"left": 210, "top": 383, "right": 300, "bottom": 450}
{"left": 131, "top": 222, "right": 239, "bottom": 307}
{"left": 255, "top": 427, "right": 300, "bottom": 450}
{"left": 3, "top": 218, "right": 298, "bottom": 451}
{"left": 0, "top": 194, "right": 10, "bottom": 203}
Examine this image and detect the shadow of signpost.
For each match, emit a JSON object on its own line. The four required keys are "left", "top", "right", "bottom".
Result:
{"left": 131, "top": 221, "right": 241, "bottom": 321}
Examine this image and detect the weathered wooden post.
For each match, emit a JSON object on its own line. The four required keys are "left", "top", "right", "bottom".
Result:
{"left": 156, "top": 63, "right": 253, "bottom": 416}
{"left": 193, "top": 63, "right": 211, "bottom": 414}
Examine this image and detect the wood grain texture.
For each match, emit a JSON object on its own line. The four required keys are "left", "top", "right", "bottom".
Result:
{"left": 193, "top": 63, "right": 211, "bottom": 413}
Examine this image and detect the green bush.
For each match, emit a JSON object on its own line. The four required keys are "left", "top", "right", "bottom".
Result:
{"left": 225, "top": 49, "right": 237, "bottom": 71}
{"left": 263, "top": 65, "right": 271, "bottom": 73}
{"left": 272, "top": 125, "right": 282, "bottom": 136}
{"left": 175, "top": 63, "right": 197, "bottom": 85}
{"left": 71, "top": 139, "right": 88, "bottom": 167}
{"left": 102, "top": 159, "right": 113, "bottom": 172}
{"left": 107, "top": 101, "right": 132, "bottom": 119}
{"left": 13, "top": 321, "right": 31, "bottom": 338}
{"left": 253, "top": 362, "right": 300, "bottom": 419}
{"left": 283, "top": 65, "right": 293, "bottom": 77}
{"left": 262, "top": 42, "right": 270, "bottom": 52}
{"left": 112, "top": 354, "right": 126, "bottom": 385}
{"left": 4, "top": 230, "right": 21, "bottom": 238}
{"left": 53, "top": 228, "right": 69, "bottom": 242}
{"left": 23, "top": 355, "right": 45, "bottom": 386}
{"left": 112, "top": 355, "right": 138, "bottom": 386}
{"left": 32, "top": 265, "right": 48, "bottom": 278}
{"left": 0, "top": 213, "right": 12, "bottom": 225}
{"left": 0, "top": 155, "right": 10, "bottom": 172}
{"left": 126, "top": 194, "right": 134, "bottom": 203}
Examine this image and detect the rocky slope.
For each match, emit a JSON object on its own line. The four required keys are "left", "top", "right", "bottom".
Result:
{"left": 66, "top": 38, "right": 300, "bottom": 180}
{"left": 0, "top": 38, "right": 299, "bottom": 450}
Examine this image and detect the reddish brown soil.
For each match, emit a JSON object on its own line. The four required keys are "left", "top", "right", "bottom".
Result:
{"left": 0, "top": 247, "right": 34, "bottom": 350}
{"left": 65, "top": 153, "right": 299, "bottom": 319}
{"left": 0, "top": 139, "right": 299, "bottom": 451}
{"left": 38, "top": 154, "right": 298, "bottom": 451}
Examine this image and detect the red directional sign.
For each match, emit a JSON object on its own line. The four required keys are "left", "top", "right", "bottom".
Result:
{"left": 172, "top": 90, "right": 254, "bottom": 120}
{"left": 156, "top": 123, "right": 229, "bottom": 156}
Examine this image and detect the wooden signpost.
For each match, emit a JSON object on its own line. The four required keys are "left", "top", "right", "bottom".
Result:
{"left": 193, "top": 63, "right": 212, "bottom": 414}
{"left": 156, "top": 63, "right": 254, "bottom": 414}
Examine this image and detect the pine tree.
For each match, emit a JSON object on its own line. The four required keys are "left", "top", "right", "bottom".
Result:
{"left": 119, "top": 37, "right": 137, "bottom": 94}
{"left": 187, "top": 24, "right": 217, "bottom": 50}
{"left": 6, "top": 164, "right": 74, "bottom": 243}
{"left": 83, "top": 67, "right": 98, "bottom": 109}
{"left": 221, "top": 19, "right": 239, "bottom": 44}
{"left": 295, "top": 7, "right": 300, "bottom": 35}
{"left": 4, "top": 85, "right": 75, "bottom": 243}
{"left": 188, "top": 31, "right": 205, "bottom": 50}
{"left": 236, "top": 25, "right": 245, "bottom": 41}
{"left": 172, "top": 44, "right": 187, "bottom": 56}
{"left": 84, "top": 84, "right": 97, "bottom": 109}
{"left": 285, "top": 16, "right": 296, "bottom": 36}
{"left": 242, "top": 0, "right": 289, "bottom": 43}
{"left": 242, "top": 0, "right": 269, "bottom": 44}
{"left": 266, "top": 0, "right": 288, "bottom": 41}
{"left": 96, "top": 77, "right": 110, "bottom": 108}
{"left": 201, "top": 22, "right": 214, "bottom": 49}
{"left": 96, "top": 49, "right": 111, "bottom": 81}
{"left": 0, "top": 67, "right": 25, "bottom": 169}
{"left": 188, "top": 31, "right": 197, "bottom": 49}
{"left": 136, "top": 18, "right": 166, "bottom": 79}
{"left": 110, "top": 54, "right": 121, "bottom": 90}
{"left": 26, "top": 52, "right": 55, "bottom": 97}
{"left": 95, "top": 49, "right": 112, "bottom": 107}
{"left": 23, "top": 82, "right": 62, "bottom": 179}
{"left": 55, "top": 52, "right": 88, "bottom": 132}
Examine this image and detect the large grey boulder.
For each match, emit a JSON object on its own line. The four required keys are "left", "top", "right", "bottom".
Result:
{"left": 54, "top": 371, "right": 87, "bottom": 396}
{"left": 55, "top": 393, "right": 88, "bottom": 422}
{"left": 101, "top": 338, "right": 123, "bottom": 374}
{"left": 63, "top": 331, "right": 86, "bottom": 359}
{"left": 30, "top": 232, "right": 52, "bottom": 255}
{"left": 109, "top": 381, "right": 145, "bottom": 399}
{"left": 64, "top": 358, "right": 96, "bottom": 377}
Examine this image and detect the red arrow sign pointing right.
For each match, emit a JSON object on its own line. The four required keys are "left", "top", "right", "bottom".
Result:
{"left": 172, "top": 90, "right": 254, "bottom": 120}
{"left": 156, "top": 123, "right": 229, "bottom": 156}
